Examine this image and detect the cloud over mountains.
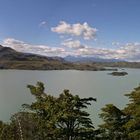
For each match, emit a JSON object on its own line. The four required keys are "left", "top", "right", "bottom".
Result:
{"left": 3, "top": 38, "right": 65, "bottom": 56}
{"left": 2, "top": 38, "right": 140, "bottom": 61}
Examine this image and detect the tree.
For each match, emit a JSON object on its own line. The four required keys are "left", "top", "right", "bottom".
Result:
{"left": 0, "top": 81, "right": 97, "bottom": 139}
{"left": 99, "top": 104, "right": 127, "bottom": 140}
{"left": 0, "top": 121, "right": 19, "bottom": 140}
{"left": 56, "top": 89, "right": 96, "bottom": 140}
{"left": 123, "top": 85, "right": 140, "bottom": 140}
{"left": 23, "top": 82, "right": 58, "bottom": 139}
{"left": 0, "top": 121, "right": 5, "bottom": 137}
{"left": 0, "top": 121, "right": 12, "bottom": 140}
{"left": 0, "top": 112, "right": 39, "bottom": 140}
{"left": 23, "top": 82, "right": 96, "bottom": 140}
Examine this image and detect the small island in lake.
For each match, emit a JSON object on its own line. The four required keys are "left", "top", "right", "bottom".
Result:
{"left": 109, "top": 71, "right": 128, "bottom": 76}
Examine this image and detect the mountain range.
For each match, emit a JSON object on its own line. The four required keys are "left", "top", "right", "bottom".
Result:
{"left": 0, "top": 45, "right": 108, "bottom": 70}
{"left": 0, "top": 45, "right": 68, "bottom": 69}
{"left": 0, "top": 45, "right": 140, "bottom": 70}
{"left": 64, "top": 55, "right": 122, "bottom": 63}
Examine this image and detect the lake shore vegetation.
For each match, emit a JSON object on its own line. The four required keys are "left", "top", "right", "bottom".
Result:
{"left": 0, "top": 82, "right": 140, "bottom": 139}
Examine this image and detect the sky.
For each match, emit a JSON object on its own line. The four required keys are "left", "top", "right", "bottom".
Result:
{"left": 0, "top": 0, "right": 140, "bottom": 61}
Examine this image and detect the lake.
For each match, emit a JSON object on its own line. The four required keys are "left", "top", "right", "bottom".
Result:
{"left": 0, "top": 69, "right": 140, "bottom": 127}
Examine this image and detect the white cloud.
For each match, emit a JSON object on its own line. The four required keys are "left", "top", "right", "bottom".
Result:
{"left": 118, "top": 43, "right": 140, "bottom": 61}
{"left": 39, "top": 21, "right": 47, "bottom": 27}
{"left": 63, "top": 41, "right": 140, "bottom": 61}
{"left": 51, "top": 21, "right": 97, "bottom": 40}
{"left": 75, "top": 42, "right": 140, "bottom": 61}
{"left": 61, "top": 39, "right": 85, "bottom": 49}
{"left": 3, "top": 38, "right": 65, "bottom": 56}
{"left": 2, "top": 38, "right": 140, "bottom": 61}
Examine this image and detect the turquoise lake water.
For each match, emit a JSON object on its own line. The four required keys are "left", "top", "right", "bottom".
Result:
{"left": 0, "top": 69, "right": 139, "bottom": 127}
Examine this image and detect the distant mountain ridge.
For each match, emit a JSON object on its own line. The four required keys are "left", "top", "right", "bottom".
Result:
{"left": 64, "top": 55, "right": 122, "bottom": 62}
{"left": 0, "top": 45, "right": 140, "bottom": 70}
{"left": 0, "top": 45, "right": 108, "bottom": 70}
{"left": 0, "top": 45, "right": 122, "bottom": 63}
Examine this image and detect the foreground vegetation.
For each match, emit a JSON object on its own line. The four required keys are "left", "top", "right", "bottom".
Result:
{"left": 0, "top": 82, "right": 140, "bottom": 140}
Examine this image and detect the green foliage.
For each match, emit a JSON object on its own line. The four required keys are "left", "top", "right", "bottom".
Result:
{"left": 56, "top": 89, "right": 96, "bottom": 139}
{"left": 0, "top": 120, "right": 21, "bottom": 140}
{"left": 98, "top": 85, "right": 140, "bottom": 140}
{"left": 0, "top": 121, "right": 5, "bottom": 137}
{"left": 99, "top": 104, "right": 127, "bottom": 140}
{"left": 22, "top": 82, "right": 96, "bottom": 140}
{"left": 123, "top": 85, "right": 140, "bottom": 139}
{"left": 2, "top": 81, "right": 140, "bottom": 139}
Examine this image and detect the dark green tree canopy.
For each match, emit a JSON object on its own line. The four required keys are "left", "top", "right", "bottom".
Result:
{"left": 1, "top": 82, "right": 140, "bottom": 140}
{"left": 123, "top": 85, "right": 140, "bottom": 139}
{"left": 98, "top": 85, "right": 140, "bottom": 140}
{"left": 23, "top": 82, "right": 96, "bottom": 140}
{"left": 99, "top": 104, "right": 127, "bottom": 140}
